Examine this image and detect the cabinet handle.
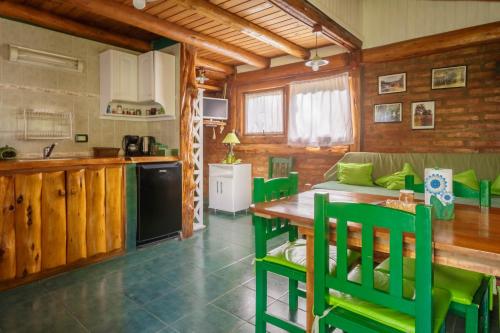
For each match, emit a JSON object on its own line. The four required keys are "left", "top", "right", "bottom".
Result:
{"left": 216, "top": 181, "right": 219, "bottom": 193}
{"left": 220, "top": 182, "right": 223, "bottom": 194}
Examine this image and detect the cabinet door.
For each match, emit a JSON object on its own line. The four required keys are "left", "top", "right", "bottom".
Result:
{"left": 86, "top": 168, "right": 106, "bottom": 257}
{"left": 208, "top": 177, "right": 218, "bottom": 209}
{"left": 154, "top": 51, "right": 176, "bottom": 117}
{"left": 41, "top": 171, "right": 67, "bottom": 270}
{"left": 105, "top": 167, "right": 123, "bottom": 252}
{"left": 14, "top": 173, "right": 42, "bottom": 277}
{"left": 138, "top": 52, "right": 154, "bottom": 102}
{"left": 118, "top": 53, "right": 138, "bottom": 101}
{"left": 218, "top": 178, "right": 234, "bottom": 212}
{"left": 0, "top": 176, "right": 16, "bottom": 281}
{"left": 66, "top": 170, "right": 87, "bottom": 264}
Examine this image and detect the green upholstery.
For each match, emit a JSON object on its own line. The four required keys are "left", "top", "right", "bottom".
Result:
{"left": 265, "top": 239, "right": 360, "bottom": 274}
{"left": 375, "top": 162, "right": 423, "bottom": 190}
{"left": 312, "top": 180, "right": 500, "bottom": 208}
{"left": 337, "top": 162, "right": 375, "bottom": 186}
{"left": 324, "top": 152, "right": 500, "bottom": 182}
{"left": 328, "top": 266, "right": 451, "bottom": 333}
{"left": 492, "top": 175, "right": 500, "bottom": 195}
{"left": 454, "top": 169, "right": 480, "bottom": 191}
{"left": 376, "top": 258, "right": 483, "bottom": 305}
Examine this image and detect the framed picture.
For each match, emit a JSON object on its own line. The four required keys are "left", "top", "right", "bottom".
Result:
{"left": 411, "top": 101, "right": 435, "bottom": 129}
{"left": 432, "top": 65, "right": 466, "bottom": 89}
{"left": 378, "top": 73, "right": 406, "bottom": 94}
{"left": 374, "top": 103, "right": 402, "bottom": 123}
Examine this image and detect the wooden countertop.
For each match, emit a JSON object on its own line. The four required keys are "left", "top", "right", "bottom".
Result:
{"left": 0, "top": 156, "right": 179, "bottom": 172}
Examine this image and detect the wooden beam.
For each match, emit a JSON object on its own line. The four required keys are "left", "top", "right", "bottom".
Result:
{"left": 0, "top": 1, "right": 151, "bottom": 52}
{"left": 195, "top": 57, "right": 235, "bottom": 75}
{"left": 203, "top": 69, "right": 229, "bottom": 81}
{"left": 197, "top": 83, "right": 222, "bottom": 92}
{"left": 362, "top": 22, "right": 500, "bottom": 63}
{"left": 65, "top": 0, "right": 269, "bottom": 68}
{"left": 268, "top": 0, "right": 362, "bottom": 52}
{"left": 171, "top": 0, "right": 309, "bottom": 60}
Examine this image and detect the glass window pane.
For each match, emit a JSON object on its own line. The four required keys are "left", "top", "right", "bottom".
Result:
{"left": 245, "top": 89, "right": 284, "bottom": 135}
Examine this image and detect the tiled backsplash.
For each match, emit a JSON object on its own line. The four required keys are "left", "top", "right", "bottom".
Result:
{"left": 0, "top": 18, "right": 179, "bottom": 158}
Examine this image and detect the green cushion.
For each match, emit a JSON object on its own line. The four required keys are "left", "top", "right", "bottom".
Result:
{"left": 454, "top": 169, "right": 480, "bottom": 191}
{"left": 337, "top": 162, "right": 374, "bottom": 187}
{"left": 492, "top": 175, "right": 500, "bottom": 196}
{"left": 375, "top": 257, "right": 484, "bottom": 305}
{"left": 265, "top": 239, "right": 360, "bottom": 274}
{"left": 327, "top": 265, "right": 450, "bottom": 333}
{"left": 375, "top": 162, "right": 423, "bottom": 190}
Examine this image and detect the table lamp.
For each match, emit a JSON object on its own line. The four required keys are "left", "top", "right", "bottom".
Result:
{"left": 222, "top": 130, "right": 240, "bottom": 164}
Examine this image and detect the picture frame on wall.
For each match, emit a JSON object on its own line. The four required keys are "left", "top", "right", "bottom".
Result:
{"left": 431, "top": 65, "right": 466, "bottom": 89}
{"left": 374, "top": 103, "right": 402, "bottom": 123}
{"left": 378, "top": 73, "right": 406, "bottom": 94}
{"left": 411, "top": 101, "right": 435, "bottom": 130}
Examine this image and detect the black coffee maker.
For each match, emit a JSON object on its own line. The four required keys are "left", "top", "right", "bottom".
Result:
{"left": 122, "top": 135, "right": 140, "bottom": 156}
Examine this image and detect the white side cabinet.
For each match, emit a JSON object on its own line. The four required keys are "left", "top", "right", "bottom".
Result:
{"left": 209, "top": 164, "right": 251, "bottom": 214}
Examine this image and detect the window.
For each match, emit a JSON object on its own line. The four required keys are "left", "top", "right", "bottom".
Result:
{"left": 244, "top": 89, "right": 284, "bottom": 135}
{"left": 288, "top": 73, "right": 353, "bottom": 147}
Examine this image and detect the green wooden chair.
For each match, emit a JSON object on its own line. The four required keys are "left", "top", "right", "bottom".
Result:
{"left": 253, "top": 172, "right": 359, "bottom": 333}
{"left": 313, "top": 193, "right": 451, "bottom": 333}
{"left": 404, "top": 174, "right": 493, "bottom": 333}
{"left": 405, "top": 175, "right": 492, "bottom": 208}
{"left": 268, "top": 156, "right": 294, "bottom": 179}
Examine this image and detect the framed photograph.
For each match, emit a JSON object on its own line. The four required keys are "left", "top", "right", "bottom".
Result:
{"left": 432, "top": 65, "right": 466, "bottom": 89}
{"left": 411, "top": 101, "right": 435, "bottom": 129}
{"left": 378, "top": 73, "right": 406, "bottom": 94}
{"left": 374, "top": 103, "right": 403, "bottom": 123}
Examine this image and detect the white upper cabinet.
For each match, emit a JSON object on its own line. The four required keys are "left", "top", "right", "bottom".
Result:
{"left": 138, "top": 51, "right": 175, "bottom": 118}
{"left": 100, "top": 49, "right": 176, "bottom": 121}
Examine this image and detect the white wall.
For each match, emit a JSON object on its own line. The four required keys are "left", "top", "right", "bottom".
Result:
{"left": 362, "top": 0, "right": 500, "bottom": 48}
{"left": 309, "top": 0, "right": 363, "bottom": 38}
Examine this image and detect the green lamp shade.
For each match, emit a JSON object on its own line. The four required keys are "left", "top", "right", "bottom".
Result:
{"left": 222, "top": 130, "right": 240, "bottom": 144}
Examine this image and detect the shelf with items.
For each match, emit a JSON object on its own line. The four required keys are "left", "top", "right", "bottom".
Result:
{"left": 203, "top": 119, "right": 226, "bottom": 139}
{"left": 101, "top": 101, "right": 171, "bottom": 121}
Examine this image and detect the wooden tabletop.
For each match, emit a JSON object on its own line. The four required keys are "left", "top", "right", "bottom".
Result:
{"left": 252, "top": 189, "right": 500, "bottom": 276}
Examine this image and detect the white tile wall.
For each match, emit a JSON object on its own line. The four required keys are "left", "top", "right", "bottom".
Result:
{"left": 0, "top": 18, "right": 179, "bottom": 158}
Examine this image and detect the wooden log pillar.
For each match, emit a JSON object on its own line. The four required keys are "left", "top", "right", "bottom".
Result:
{"left": 0, "top": 176, "right": 16, "bottom": 281}
{"left": 180, "top": 43, "right": 199, "bottom": 239}
{"left": 14, "top": 173, "right": 42, "bottom": 278}
{"left": 66, "top": 169, "right": 87, "bottom": 263}
{"left": 41, "top": 171, "right": 67, "bottom": 270}
{"left": 105, "top": 167, "right": 123, "bottom": 251}
{"left": 85, "top": 168, "right": 106, "bottom": 256}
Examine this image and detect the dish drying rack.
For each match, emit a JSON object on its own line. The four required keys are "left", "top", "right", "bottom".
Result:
{"left": 21, "top": 109, "right": 73, "bottom": 140}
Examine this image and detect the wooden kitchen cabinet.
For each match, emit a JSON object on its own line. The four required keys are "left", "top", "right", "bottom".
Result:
{"left": 85, "top": 168, "right": 107, "bottom": 257}
{"left": 66, "top": 169, "right": 87, "bottom": 264}
{"left": 0, "top": 176, "right": 16, "bottom": 281}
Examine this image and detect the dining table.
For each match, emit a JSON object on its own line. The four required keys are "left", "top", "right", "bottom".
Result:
{"left": 251, "top": 189, "right": 500, "bottom": 333}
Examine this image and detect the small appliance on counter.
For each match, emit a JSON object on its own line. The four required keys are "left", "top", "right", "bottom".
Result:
{"left": 139, "top": 136, "right": 156, "bottom": 156}
{"left": 0, "top": 145, "right": 17, "bottom": 160}
{"left": 122, "top": 135, "right": 140, "bottom": 156}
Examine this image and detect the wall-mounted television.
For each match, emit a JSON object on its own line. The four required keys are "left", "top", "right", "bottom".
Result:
{"left": 203, "top": 97, "right": 228, "bottom": 120}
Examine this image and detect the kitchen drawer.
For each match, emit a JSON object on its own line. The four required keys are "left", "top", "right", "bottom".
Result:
{"left": 209, "top": 165, "right": 234, "bottom": 178}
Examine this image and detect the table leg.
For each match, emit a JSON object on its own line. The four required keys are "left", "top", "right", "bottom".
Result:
{"left": 306, "top": 233, "right": 315, "bottom": 333}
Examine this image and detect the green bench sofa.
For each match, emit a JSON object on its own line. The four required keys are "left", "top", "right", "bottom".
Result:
{"left": 313, "top": 152, "right": 500, "bottom": 208}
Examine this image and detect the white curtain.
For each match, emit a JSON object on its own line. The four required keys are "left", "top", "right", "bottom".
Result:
{"left": 288, "top": 73, "right": 353, "bottom": 147}
{"left": 245, "top": 89, "right": 283, "bottom": 134}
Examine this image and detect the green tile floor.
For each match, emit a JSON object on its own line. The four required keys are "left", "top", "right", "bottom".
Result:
{"left": 0, "top": 211, "right": 498, "bottom": 332}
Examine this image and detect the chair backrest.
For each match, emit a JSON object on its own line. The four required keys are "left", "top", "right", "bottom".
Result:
{"left": 268, "top": 156, "right": 294, "bottom": 179}
{"left": 405, "top": 175, "right": 491, "bottom": 207}
{"left": 313, "top": 193, "right": 433, "bottom": 332}
{"left": 253, "top": 172, "right": 299, "bottom": 259}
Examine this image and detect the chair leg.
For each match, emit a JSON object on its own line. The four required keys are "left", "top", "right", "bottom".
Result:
{"left": 439, "top": 321, "right": 446, "bottom": 333}
{"left": 255, "top": 264, "right": 267, "bottom": 333}
{"left": 465, "top": 305, "right": 479, "bottom": 333}
{"left": 318, "top": 317, "right": 327, "bottom": 333}
{"left": 289, "top": 278, "right": 299, "bottom": 311}
{"left": 481, "top": 286, "right": 490, "bottom": 333}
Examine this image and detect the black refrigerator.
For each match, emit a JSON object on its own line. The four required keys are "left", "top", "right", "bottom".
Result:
{"left": 137, "top": 162, "right": 182, "bottom": 246}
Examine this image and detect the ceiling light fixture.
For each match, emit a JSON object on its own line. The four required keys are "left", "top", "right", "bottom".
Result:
{"left": 133, "top": 0, "right": 159, "bottom": 10}
{"left": 305, "top": 26, "right": 329, "bottom": 72}
{"left": 196, "top": 68, "right": 208, "bottom": 84}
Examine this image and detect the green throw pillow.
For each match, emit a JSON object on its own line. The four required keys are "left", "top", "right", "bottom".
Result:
{"left": 375, "top": 163, "right": 422, "bottom": 191}
{"left": 337, "top": 162, "right": 374, "bottom": 187}
{"left": 453, "top": 169, "right": 479, "bottom": 191}
{"left": 492, "top": 175, "right": 500, "bottom": 196}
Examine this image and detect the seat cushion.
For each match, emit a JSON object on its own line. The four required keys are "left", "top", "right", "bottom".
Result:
{"left": 375, "top": 257, "right": 484, "bottom": 305}
{"left": 327, "top": 266, "right": 451, "bottom": 333}
{"left": 264, "top": 239, "right": 360, "bottom": 274}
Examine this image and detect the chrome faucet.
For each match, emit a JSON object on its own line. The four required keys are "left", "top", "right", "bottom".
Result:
{"left": 42, "top": 143, "right": 57, "bottom": 159}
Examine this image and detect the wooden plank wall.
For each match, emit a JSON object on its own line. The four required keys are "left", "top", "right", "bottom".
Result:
{"left": 362, "top": 42, "right": 500, "bottom": 153}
